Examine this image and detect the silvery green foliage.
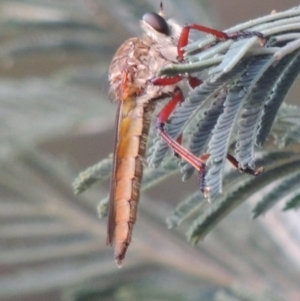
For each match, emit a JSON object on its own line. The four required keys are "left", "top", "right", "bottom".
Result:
{"left": 78, "top": 6, "right": 300, "bottom": 230}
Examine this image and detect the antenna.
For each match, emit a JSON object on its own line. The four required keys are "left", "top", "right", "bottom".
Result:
{"left": 159, "top": 1, "right": 165, "bottom": 17}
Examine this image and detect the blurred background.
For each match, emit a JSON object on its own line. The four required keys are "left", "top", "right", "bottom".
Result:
{"left": 1, "top": 1, "right": 300, "bottom": 300}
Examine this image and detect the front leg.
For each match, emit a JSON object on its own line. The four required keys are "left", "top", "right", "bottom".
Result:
{"left": 177, "top": 23, "right": 265, "bottom": 61}
{"left": 152, "top": 75, "right": 202, "bottom": 90}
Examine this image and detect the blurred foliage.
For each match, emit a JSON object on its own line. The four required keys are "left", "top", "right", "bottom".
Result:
{"left": 0, "top": 1, "right": 300, "bottom": 301}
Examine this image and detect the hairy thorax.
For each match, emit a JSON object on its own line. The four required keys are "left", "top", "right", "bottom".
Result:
{"left": 108, "top": 35, "right": 178, "bottom": 103}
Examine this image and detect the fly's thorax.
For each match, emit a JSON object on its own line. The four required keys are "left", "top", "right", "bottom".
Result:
{"left": 108, "top": 12, "right": 181, "bottom": 101}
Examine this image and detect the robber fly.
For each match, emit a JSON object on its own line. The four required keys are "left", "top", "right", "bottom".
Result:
{"left": 107, "top": 3, "right": 264, "bottom": 266}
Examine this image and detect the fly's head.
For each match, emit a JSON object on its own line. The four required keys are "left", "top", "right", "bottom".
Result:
{"left": 140, "top": 9, "right": 182, "bottom": 48}
{"left": 138, "top": 11, "right": 182, "bottom": 100}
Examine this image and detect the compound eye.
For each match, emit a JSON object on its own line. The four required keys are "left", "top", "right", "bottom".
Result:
{"left": 142, "top": 12, "right": 170, "bottom": 36}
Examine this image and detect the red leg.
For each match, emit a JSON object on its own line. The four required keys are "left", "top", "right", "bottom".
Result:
{"left": 156, "top": 88, "right": 206, "bottom": 175}
{"left": 152, "top": 74, "right": 202, "bottom": 90}
{"left": 159, "top": 87, "right": 183, "bottom": 123}
{"left": 188, "top": 76, "right": 202, "bottom": 89}
{"left": 226, "top": 154, "right": 264, "bottom": 176}
{"left": 157, "top": 87, "right": 183, "bottom": 151}
{"left": 178, "top": 24, "right": 227, "bottom": 60}
{"left": 177, "top": 23, "right": 265, "bottom": 61}
{"left": 151, "top": 75, "right": 183, "bottom": 86}
{"left": 196, "top": 152, "right": 263, "bottom": 176}
{"left": 152, "top": 74, "right": 203, "bottom": 159}
{"left": 157, "top": 122, "right": 206, "bottom": 173}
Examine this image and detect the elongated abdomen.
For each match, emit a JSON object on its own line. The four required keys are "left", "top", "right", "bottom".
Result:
{"left": 108, "top": 97, "right": 154, "bottom": 266}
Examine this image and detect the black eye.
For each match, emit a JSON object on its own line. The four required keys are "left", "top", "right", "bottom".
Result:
{"left": 142, "top": 12, "right": 170, "bottom": 36}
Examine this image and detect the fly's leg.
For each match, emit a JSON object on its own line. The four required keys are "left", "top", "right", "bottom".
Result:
{"left": 177, "top": 23, "right": 265, "bottom": 61}
{"left": 155, "top": 87, "right": 207, "bottom": 191}
{"left": 151, "top": 75, "right": 202, "bottom": 90}
{"left": 151, "top": 75, "right": 201, "bottom": 145}
{"left": 197, "top": 152, "right": 264, "bottom": 176}
{"left": 226, "top": 154, "right": 264, "bottom": 176}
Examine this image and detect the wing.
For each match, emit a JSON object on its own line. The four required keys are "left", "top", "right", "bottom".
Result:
{"left": 107, "top": 100, "right": 122, "bottom": 246}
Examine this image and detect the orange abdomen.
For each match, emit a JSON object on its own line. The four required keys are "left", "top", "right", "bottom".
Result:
{"left": 108, "top": 97, "right": 154, "bottom": 265}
